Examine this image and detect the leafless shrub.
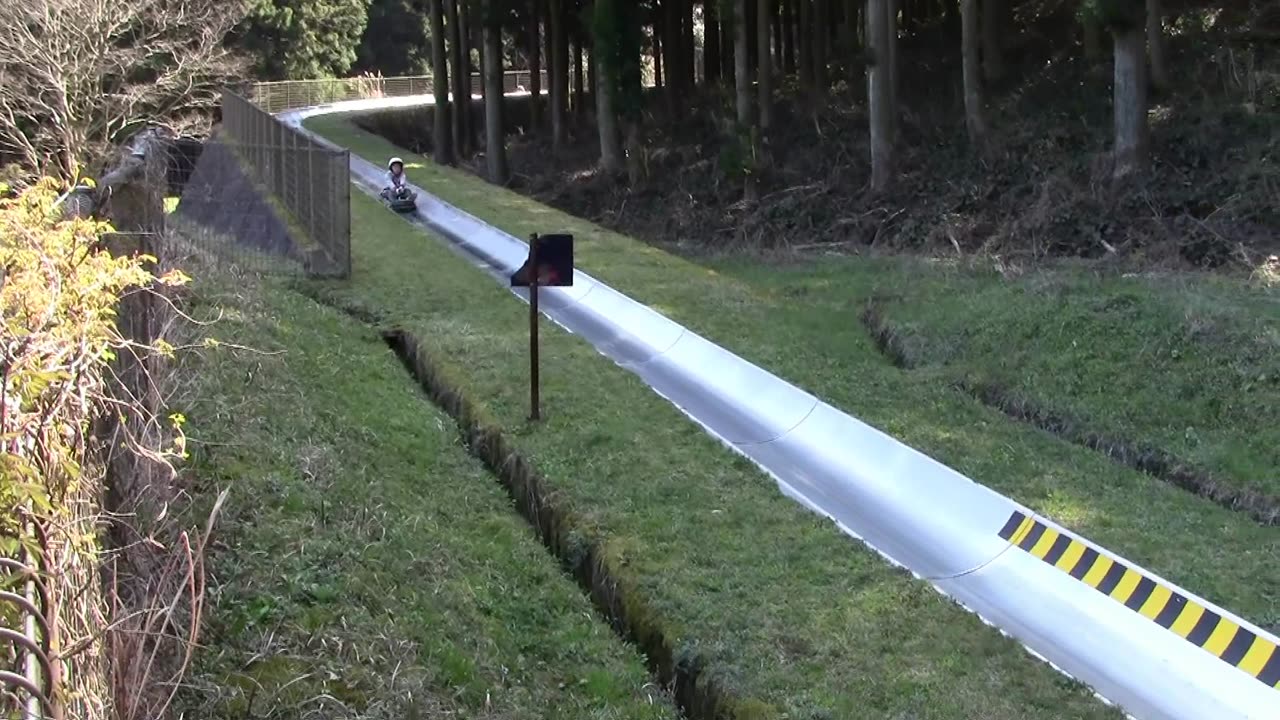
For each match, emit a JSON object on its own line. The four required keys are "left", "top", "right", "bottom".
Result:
{"left": 0, "top": 0, "right": 250, "bottom": 181}
{"left": 106, "top": 487, "right": 226, "bottom": 720}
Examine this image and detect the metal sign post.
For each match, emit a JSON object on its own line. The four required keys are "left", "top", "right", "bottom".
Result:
{"left": 528, "top": 233, "right": 541, "bottom": 421}
{"left": 510, "top": 232, "right": 574, "bottom": 422}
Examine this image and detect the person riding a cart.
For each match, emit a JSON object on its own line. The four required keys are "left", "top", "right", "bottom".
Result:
{"left": 381, "top": 156, "right": 407, "bottom": 196}
{"left": 380, "top": 157, "right": 417, "bottom": 212}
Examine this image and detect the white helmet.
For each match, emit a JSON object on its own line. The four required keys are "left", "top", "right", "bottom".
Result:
{"left": 388, "top": 157, "right": 404, "bottom": 170}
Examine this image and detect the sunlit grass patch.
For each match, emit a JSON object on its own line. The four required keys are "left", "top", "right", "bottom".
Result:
{"left": 173, "top": 259, "right": 672, "bottom": 719}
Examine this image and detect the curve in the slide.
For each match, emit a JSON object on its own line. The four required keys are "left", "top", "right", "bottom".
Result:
{"left": 280, "top": 97, "right": 1280, "bottom": 720}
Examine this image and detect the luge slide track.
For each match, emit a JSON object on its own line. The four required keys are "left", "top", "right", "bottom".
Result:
{"left": 278, "top": 95, "right": 1279, "bottom": 720}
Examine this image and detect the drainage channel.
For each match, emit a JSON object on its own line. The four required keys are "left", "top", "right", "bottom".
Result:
{"left": 378, "top": 324, "right": 761, "bottom": 719}
{"left": 294, "top": 277, "right": 750, "bottom": 715}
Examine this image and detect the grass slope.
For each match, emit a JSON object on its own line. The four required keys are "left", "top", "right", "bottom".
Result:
{"left": 173, "top": 261, "right": 673, "bottom": 719}
{"left": 306, "top": 114, "right": 1279, "bottom": 635}
{"left": 291, "top": 182, "right": 1134, "bottom": 716}
{"left": 859, "top": 266, "right": 1279, "bottom": 499}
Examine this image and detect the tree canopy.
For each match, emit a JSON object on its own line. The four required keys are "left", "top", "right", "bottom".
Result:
{"left": 237, "top": 0, "right": 375, "bottom": 80}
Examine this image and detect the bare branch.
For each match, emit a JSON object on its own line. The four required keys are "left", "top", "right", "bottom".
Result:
{"left": 0, "top": 0, "right": 250, "bottom": 179}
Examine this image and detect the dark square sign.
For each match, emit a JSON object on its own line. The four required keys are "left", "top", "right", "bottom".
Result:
{"left": 510, "top": 233, "right": 574, "bottom": 287}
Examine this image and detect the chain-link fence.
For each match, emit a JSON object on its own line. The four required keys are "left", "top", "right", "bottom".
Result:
{"left": 166, "top": 73, "right": 554, "bottom": 279}
{"left": 248, "top": 72, "right": 551, "bottom": 114}
{"left": 250, "top": 75, "right": 435, "bottom": 114}
{"left": 199, "top": 92, "right": 351, "bottom": 278}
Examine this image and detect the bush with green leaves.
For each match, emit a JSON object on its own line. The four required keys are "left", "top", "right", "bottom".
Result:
{"left": 1, "top": 178, "right": 188, "bottom": 719}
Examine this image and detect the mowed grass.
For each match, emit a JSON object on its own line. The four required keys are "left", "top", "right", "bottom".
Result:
{"left": 310, "top": 112, "right": 1280, "bottom": 500}
{"left": 307, "top": 114, "right": 1279, "bottom": 635}
{"left": 172, "top": 261, "right": 674, "bottom": 719}
{"left": 289, "top": 183, "right": 1130, "bottom": 716}
{"left": 818, "top": 263, "right": 1277, "bottom": 498}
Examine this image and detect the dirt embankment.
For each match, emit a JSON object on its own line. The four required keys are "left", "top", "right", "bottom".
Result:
{"left": 362, "top": 10, "right": 1280, "bottom": 270}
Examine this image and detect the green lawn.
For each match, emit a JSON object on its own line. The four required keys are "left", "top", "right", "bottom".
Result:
{"left": 306, "top": 113, "right": 1279, "bottom": 637}
{"left": 172, "top": 259, "right": 674, "bottom": 719}
{"left": 308, "top": 112, "right": 1280, "bottom": 509}
{"left": 279, "top": 176, "right": 1138, "bottom": 716}
{"left": 858, "top": 266, "right": 1279, "bottom": 502}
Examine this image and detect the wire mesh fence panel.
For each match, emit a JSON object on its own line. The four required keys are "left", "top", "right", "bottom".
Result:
{"left": 172, "top": 137, "right": 350, "bottom": 278}
{"left": 383, "top": 76, "right": 434, "bottom": 98}
{"left": 509, "top": 70, "right": 548, "bottom": 92}
{"left": 250, "top": 75, "right": 437, "bottom": 114}
{"left": 182, "top": 74, "right": 560, "bottom": 278}
{"left": 246, "top": 72, "right": 546, "bottom": 114}
{"left": 182, "top": 92, "right": 352, "bottom": 278}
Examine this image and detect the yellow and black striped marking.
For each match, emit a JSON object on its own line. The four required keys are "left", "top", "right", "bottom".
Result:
{"left": 998, "top": 510, "right": 1280, "bottom": 691}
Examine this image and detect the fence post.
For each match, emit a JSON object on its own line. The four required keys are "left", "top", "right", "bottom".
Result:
{"left": 307, "top": 138, "right": 316, "bottom": 259}
{"left": 254, "top": 104, "right": 263, "bottom": 187}
{"left": 270, "top": 118, "right": 280, "bottom": 200}
{"left": 259, "top": 106, "right": 268, "bottom": 188}
{"left": 278, "top": 120, "right": 287, "bottom": 201}
{"left": 286, "top": 127, "right": 295, "bottom": 231}
{"left": 337, "top": 150, "right": 351, "bottom": 278}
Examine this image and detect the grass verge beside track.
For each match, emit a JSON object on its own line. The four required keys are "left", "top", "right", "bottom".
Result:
{"left": 722, "top": 258, "right": 1280, "bottom": 520}
{"left": 291, "top": 183, "right": 1130, "bottom": 717}
{"left": 172, "top": 260, "right": 673, "bottom": 719}
{"left": 306, "top": 114, "right": 1278, "bottom": 634}
{"left": 855, "top": 268, "right": 1279, "bottom": 505}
